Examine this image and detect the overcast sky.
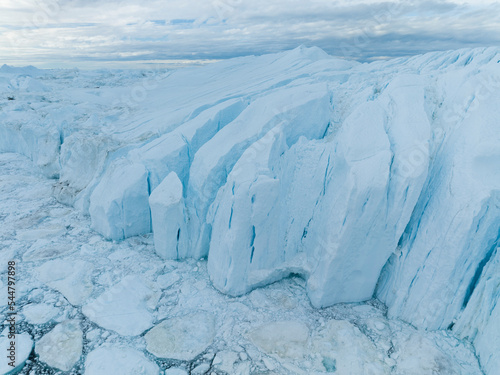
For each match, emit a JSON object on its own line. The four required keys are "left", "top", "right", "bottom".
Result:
{"left": 0, "top": 0, "right": 499, "bottom": 68}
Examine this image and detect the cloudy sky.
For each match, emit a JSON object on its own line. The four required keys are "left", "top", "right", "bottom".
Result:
{"left": 0, "top": 0, "right": 499, "bottom": 68}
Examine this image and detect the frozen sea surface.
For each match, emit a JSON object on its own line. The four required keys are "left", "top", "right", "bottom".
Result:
{"left": 0, "top": 152, "right": 484, "bottom": 374}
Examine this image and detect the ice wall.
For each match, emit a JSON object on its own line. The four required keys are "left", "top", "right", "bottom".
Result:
{"left": 207, "top": 74, "right": 431, "bottom": 307}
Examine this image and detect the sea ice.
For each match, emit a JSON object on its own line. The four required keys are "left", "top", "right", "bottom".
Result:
{"left": 35, "top": 320, "right": 83, "bottom": 371}
{"left": 82, "top": 275, "right": 158, "bottom": 336}
{"left": 145, "top": 312, "right": 216, "bottom": 360}
{"left": 36, "top": 259, "right": 93, "bottom": 306}
{"left": 22, "top": 303, "right": 60, "bottom": 325}
{"left": 0, "top": 333, "right": 33, "bottom": 375}
{"left": 84, "top": 345, "right": 159, "bottom": 375}
{"left": 249, "top": 321, "right": 310, "bottom": 359}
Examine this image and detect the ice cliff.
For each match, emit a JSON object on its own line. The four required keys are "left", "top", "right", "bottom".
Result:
{"left": 1, "top": 46, "right": 499, "bottom": 373}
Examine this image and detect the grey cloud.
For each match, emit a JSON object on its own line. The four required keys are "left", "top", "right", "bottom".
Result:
{"left": 0, "top": 0, "right": 499, "bottom": 67}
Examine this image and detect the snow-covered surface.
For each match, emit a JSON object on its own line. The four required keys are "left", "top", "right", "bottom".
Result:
{"left": 0, "top": 152, "right": 485, "bottom": 374}
{"left": 0, "top": 46, "right": 499, "bottom": 373}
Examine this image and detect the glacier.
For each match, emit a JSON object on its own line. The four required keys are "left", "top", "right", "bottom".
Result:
{"left": 0, "top": 46, "right": 499, "bottom": 374}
